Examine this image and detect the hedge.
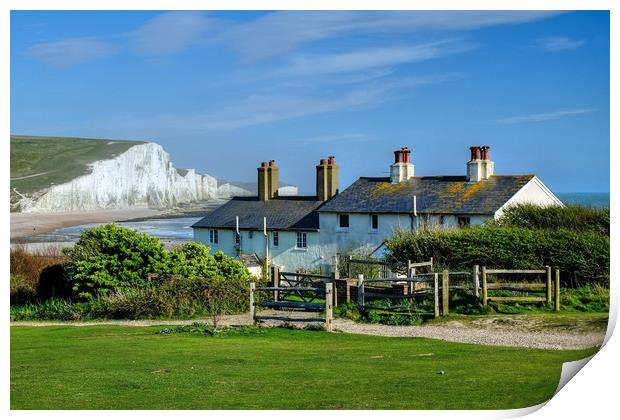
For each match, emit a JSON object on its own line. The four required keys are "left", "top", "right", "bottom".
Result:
{"left": 493, "top": 204, "right": 609, "bottom": 236}
{"left": 385, "top": 226, "right": 609, "bottom": 287}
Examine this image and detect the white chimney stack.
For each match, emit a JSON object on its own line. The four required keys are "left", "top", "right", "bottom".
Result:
{"left": 390, "top": 146, "right": 415, "bottom": 184}
{"left": 467, "top": 145, "right": 494, "bottom": 182}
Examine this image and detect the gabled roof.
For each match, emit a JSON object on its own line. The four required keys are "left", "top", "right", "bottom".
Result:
{"left": 191, "top": 196, "right": 324, "bottom": 231}
{"left": 318, "top": 175, "right": 535, "bottom": 215}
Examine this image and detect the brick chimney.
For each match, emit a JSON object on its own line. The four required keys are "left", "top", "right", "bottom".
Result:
{"left": 258, "top": 160, "right": 279, "bottom": 201}
{"left": 267, "top": 160, "right": 279, "bottom": 199}
{"left": 390, "top": 146, "right": 415, "bottom": 184}
{"left": 467, "top": 145, "right": 494, "bottom": 182}
{"left": 316, "top": 156, "right": 339, "bottom": 201}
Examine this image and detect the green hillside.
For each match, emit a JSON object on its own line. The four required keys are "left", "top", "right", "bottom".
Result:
{"left": 10, "top": 135, "right": 146, "bottom": 208}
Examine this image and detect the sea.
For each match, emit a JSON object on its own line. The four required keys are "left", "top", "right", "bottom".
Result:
{"left": 556, "top": 192, "right": 610, "bottom": 209}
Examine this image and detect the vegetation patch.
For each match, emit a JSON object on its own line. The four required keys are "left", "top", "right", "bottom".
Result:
{"left": 10, "top": 224, "right": 257, "bottom": 323}
{"left": 386, "top": 225, "right": 609, "bottom": 287}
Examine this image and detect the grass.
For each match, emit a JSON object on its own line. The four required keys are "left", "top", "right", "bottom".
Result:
{"left": 10, "top": 135, "right": 145, "bottom": 207}
{"left": 11, "top": 325, "right": 598, "bottom": 409}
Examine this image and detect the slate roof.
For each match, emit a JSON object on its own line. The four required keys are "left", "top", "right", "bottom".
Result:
{"left": 317, "top": 175, "right": 535, "bottom": 215}
{"left": 191, "top": 196, "right": 324, "bottom": 231}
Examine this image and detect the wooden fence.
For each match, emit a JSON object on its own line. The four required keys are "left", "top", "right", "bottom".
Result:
{"left": 250, "top": 268, "right": 336, "bottom": 331}
{"left": 356, "top": 272, "right": 444, "bottom": 318}
{"left": 250, "top": 281, "right": 334, "bottom": 331}
{"left": 481, "top": 266, "right": 560, "bottom": 311}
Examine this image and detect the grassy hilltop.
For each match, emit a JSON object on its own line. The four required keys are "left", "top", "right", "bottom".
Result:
{"left": 10, "top": 135, "right": 146, "bottom": 209}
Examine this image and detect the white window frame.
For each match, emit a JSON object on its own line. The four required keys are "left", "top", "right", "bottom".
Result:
{"left": 296, "top": 232, "right": 307, "bottom": 249}
{"left": 209, "top": 229, "right": 219, "bottom": 244}
{"left": 272, "top": 231, "right": 279, "bottom": 247}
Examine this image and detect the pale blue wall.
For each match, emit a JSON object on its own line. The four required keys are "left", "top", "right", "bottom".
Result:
{"left": 318, "top": 212, "right": 491, "bottom": 259}
{"left": 193, "top": 228, "right": 322, "bottom": 272}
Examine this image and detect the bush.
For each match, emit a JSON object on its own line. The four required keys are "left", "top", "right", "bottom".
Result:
{"left": 10, "top": 275, "right": 254, "bottom": 321}
{"left": 494, "top": 204, "right": 609, "bottom": 236}
{"left": 64, "top": 224, "right": 168, "bottom": 299}
{"left": 64, "top": 224, "right": 250, "bottom": 299}
{"left": 385, "top": 226, "right": 609, "bottom": 287}
{"left": 10, "top": 245, "right": 67, "bottom": 304}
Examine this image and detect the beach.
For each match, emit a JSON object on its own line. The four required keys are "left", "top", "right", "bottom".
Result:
{"left": 10, "top": 208, "right": 165, "bottom": 239}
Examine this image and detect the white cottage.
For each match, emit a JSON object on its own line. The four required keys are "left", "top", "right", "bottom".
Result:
{"left": 192, "top": 157, "right": 339, "bottom": 272}
{"left": 317, "top": 145, "right": 563, "bottom": 258}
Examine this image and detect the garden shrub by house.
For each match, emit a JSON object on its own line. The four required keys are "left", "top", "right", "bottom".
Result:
{"left": 386, "top": 226, "right": 609, "bottom": 287}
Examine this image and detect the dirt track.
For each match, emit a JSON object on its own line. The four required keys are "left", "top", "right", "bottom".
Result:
{"left": 11, "top": 312, "right": 608, "bottom": 350}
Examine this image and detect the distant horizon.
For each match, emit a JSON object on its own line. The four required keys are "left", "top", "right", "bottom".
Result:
{"left": 10, "top": 132, "right": 611, "bottom": 195}
{"left": 11, "top": 11, "right": 609, "bottom": 193}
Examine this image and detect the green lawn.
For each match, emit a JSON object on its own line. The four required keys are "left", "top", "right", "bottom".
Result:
{"left": 11, "top": 325, "right": 597, "bottom": 409}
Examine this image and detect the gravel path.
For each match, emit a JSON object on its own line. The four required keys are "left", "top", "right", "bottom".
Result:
{"left": 11, "top": 312, "right": 606, "bottom": 350}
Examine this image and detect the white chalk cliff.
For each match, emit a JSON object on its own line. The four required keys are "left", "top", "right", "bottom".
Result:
{"left": 18, "top": 142, "right": 249, "bottom": 212}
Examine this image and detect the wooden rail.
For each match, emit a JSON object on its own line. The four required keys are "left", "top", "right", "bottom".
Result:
{"left": 250, "top": 281, "right": 334, "bottom": 331}
{"left": 357, "top": 273, "right": 441, "bottom": 318}
{"left": 481, "top": 266, "right": 560, "bottom": 311}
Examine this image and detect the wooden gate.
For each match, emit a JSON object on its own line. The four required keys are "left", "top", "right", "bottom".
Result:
{"left": 249, "top": 270, "right": 335, "bottom": 331}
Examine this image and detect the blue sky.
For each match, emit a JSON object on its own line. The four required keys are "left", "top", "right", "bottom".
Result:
{"left": 10, "top": 10, "right": 609, "bottom": 193}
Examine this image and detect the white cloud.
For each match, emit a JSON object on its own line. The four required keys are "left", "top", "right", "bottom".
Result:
{"left": 26, "top": 37, "right": 117, "bottom": 68}
{"left": 275, "top": 40, "right": 473, "bottom": 77}
{"left": 536, "top": 36, "right": 586, "bottom": 52}
{"left": 218, "top": 11, "right": 560, "bottom": 61}
{"left": 130, "top": 11, "right": 214, "bottom": 55}
{"left": 25, "top": 11, "right": 559, "bottom": 68}
{"left": 494, "top": 108, "right": 597, "bottom": 124}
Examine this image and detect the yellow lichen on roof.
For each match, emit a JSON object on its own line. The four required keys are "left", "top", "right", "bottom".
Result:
{"left": 447, "top": 183, "right": 464, "bottom": 193}
{"left": 373, "top": 181, "right": 408, "bottom": 195}
{"left": 462, "top": 180, "right": 486, "bottom": 199}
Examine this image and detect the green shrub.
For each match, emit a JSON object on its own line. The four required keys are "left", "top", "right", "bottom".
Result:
{"left": 64, "top": 225, "right": 251, "bottom": 299}
{"left": 385, "top": 226, "right": 609, "bottom": 287}
{"left": 64, "top": 224, "right": 168, "bottom": 299}
{"left": 10, "top": 275, "right": 254, "bottom": 321}
{"left": 494, "top": 204, "right": 609, "bottom": 236}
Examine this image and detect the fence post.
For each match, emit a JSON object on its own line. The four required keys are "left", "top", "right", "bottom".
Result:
{"left": 481, "top": 266, "right": 488, "bottom": 306}
{"left": 334, "top": 254, "right": 340, "bottom": 279}
{"left": 429, "top": 257, "right": 434, "bottom": 271}
{"left": 433, "top": 273, "right": 440, "bottom": 318}
{"left": 249, "top": 282, "right": 256, "bottom": 324}
{"left": 442, "top": 270, "right": 450, "bottom": 316}
{"left": 555, "top": 269, "right": 561, "bottom": 311}
{"left": 347, "top": 256, "right": 352, "bottom": 279}
{"left": 545, "top": 265, "right": 552, "bottom": 304}
{"left": 325, "top": 282, "right": 334, "bottom": 332}
{"left": 331, "top": 271, "right": 339, "bottom": 307}
{"left": 357, "top": 274, "right": 365, "bottom": 308}
{"left": 272, "top": 265, "right": 280, "bottom": 302}
{"left": 407, "top": 259, "right": 414, "bottom": 295}
{"left": 473, "top": 265, "right": 480, "bottom": 299}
